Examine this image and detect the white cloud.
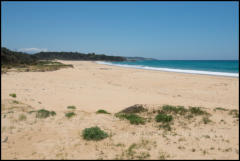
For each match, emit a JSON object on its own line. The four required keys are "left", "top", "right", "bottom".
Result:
{"left": 18, "top": 48, "right": 48, "bottom": 54}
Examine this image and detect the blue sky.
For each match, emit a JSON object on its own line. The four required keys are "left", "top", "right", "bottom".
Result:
{"left": 1, "top": 1, "right": 239, "bottom": 60}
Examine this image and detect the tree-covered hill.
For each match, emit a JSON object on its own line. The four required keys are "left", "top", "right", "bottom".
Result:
{"left": 1, "top": 47, "right": 126, "bottom": 66}
{"left": 1, "top": 47, "right": 38, "bottom": 65}
{"left": 34, "top": 51, "right": 126, "bottom": 61}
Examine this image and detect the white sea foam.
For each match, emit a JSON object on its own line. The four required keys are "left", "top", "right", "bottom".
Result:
{"left": 96, "top": 61, "right": 239, "bottom": 77}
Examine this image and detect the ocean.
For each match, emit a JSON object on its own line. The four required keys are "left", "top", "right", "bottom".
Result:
{"left": 97, "top": 60, "right": 239, "bottom": 77}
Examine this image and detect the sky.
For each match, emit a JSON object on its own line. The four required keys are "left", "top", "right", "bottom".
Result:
{"left": 1, "top": 1, "right": 239, "bottom": 60}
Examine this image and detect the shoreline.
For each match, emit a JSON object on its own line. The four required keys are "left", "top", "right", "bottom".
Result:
{"left": 96, "top": 61, "right": 239, "bottom": 78}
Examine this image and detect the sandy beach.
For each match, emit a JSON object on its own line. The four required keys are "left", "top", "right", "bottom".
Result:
{"left": 1, "top": 60, "right": 239, "bottom": 159}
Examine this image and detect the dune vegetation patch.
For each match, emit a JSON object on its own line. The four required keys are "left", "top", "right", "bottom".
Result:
{"left": 115, "top": 113, "right": 145, "bottom": 125}
{"left": 36, "top": 109, "right": 56, "bottom": 119}
{"left": 2, "top": 59, "right": 73, "bottom": 73}
{"left": 161, "top": 105, "right": 188, "bottom": 115}
{"left": 214, "top": 107, "right": 228, "bottom": 111}
{"left": 115, "top": 139, "right": 156, "bottom": 160}
{"left": 9, "top": 93, "right": 16, "bottom": 98}
{"left": 82, "top": 126, "right": 108, "bottom": 141}
{"left": 12, "top": 100, "right": 19, "bottom": 104}
{"left": 152, "top": 105, "right": 212, "bottom": 131}
{"left": 155, "top": 113, "right": 173, "bottom": 123}
{"left": 28, "top": 61, "right": 73, "bottom": 72}
{"left": 189, "top": 106, "right": 209, "bottom": 115}
{"left": 96, "top": 109, "right": 110, "bottom": 114}
{"left": 158, "top": 105, "right": 210, "bottom": 117}
{"left": 228, "top": 109, "right": 239, "bottom": 118}
{"left": 65, "top": 112, "right": 76, "bottom": 118}
{"left": 67, "top": 106, "right": 76, "bottom": 110}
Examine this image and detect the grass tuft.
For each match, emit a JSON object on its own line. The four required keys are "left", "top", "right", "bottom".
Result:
{"left": 82, "top": 126, "right": 108, "bottom": 141}
{"left": 214, "top": 107, "right": 228, "bottom": 111}
{"left": 228, "top": 109, "right": 239, "bottom": 118}
{"left": 65, "top": 112, "right": 76, "bottom": 118}
{"left": 9, "top": 93, "right": 16, "bottom": 98}
{"left": 115, "top": 113, "right": 145, "bottom": 125}
{"left": 67, "top": 106, "right": 76, "bottom": 110}
{"left": 155, "top": 113, "right": 173, "bottom": 123}
{"left": 36, "top": 109, "right": 56, "bottom": 119}
{"left": 96, "top": 109, "right": 110, "bottom": 114}
{"left": 189, "top": 106, "right": 208, "bottom": 115}
{"left": 161, "top": 105, "right": 187, "bottom": 115}
{"left": 13, "top": 100, "right": 19, "bottom": 104}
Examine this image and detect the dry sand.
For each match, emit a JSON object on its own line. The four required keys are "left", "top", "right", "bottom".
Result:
{"left": 1, "top": 60, "right": 239, "bottom": 159}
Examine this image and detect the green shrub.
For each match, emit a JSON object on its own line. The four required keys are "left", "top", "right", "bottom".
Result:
{"left": 96, "top": 109, "right": 110, "bottom": 114}
{"left": 50, "top": 111, "right": 56, "bottom": 116}
{"left": 189, "top": 107, "right": 207, "bottom": 115}
{"left": 9, "top": 93, "right": 16, "bottom": 98}
{"left": 155, "top": 113, "right": 173, "bottom": 123}
{"left": 229, "top": 109, "right": 239, "bottom": 118}
{"left": 162, "top": 105, "right": 187, "bottom": 115}
{"left": 36, "top": 109, "right": 56, "bottom": 118}
{"left": 13, "top": 100, "right": 19, "bottom": 104}
{"left": 214, "top": 107, "right": 228, "bottom": 111}
{"left": 67, "top": 106, "right": 76, "bottom": 110}
{"left": 82, "top": 126, "right": 108, "bottom": 141}
{"left": 115, "top": 113, "right": 145, "bottom": 125}
{"left": 65, "top": 112, "right": 76, "bottom": 118}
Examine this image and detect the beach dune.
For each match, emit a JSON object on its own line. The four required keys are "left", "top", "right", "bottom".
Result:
{"left": 1, "top": 60, "right": 238, "bottom": 112}
{"left": 1, "top": 60, "right": 239, "bottom": 159}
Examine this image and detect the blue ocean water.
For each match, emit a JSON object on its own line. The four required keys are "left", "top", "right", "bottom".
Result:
{"left": 98, "top": 60, "right": 239, "bottom": 77}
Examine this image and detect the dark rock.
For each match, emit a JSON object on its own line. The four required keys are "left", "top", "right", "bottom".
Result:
{"left": 120, "top": 104, "right": 147, "bottom": 114}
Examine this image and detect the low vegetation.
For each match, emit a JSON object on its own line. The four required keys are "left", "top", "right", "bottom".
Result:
{"left": 155, "top": 113, "right": 173, "bottom": 123}
{"left": 65, "top": 112, "right": 76, "bottom": 118}
{"left": 82, "top": 126, "right": 108, "bottom": 141}
{"left": 12, "top": 100, "right": 19, "bottom": 104}
{"left": 36, "top": 109, "right": 56, "bottom": 119}
{"left": 9, "top": 93, "right": 16, "bottom": 98}
{"left": 214, "top": 107, "right": 228, "bottom": 111}
{"left": 115, "top": 113, "right": 145, "bottom": 125}
{"left": 158, "top": 105, "right": 209, "bottom": 117}
{"left": 67, "top": 106, "right": 76, "bottom": 110}
{"left": 189, "top": 106, "right": 208, "bottom": 115}
{"left": 96, "top": 109, "right": 110, "bottom": 114}
{"left": 161, "top": 105, "right": 187, "bottom": 115}
{"left": 153, "top": 105, "right": 211, "bottom": 131}
{"left": 229, "top": 109, "right": 239, "bottom": 118}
